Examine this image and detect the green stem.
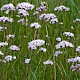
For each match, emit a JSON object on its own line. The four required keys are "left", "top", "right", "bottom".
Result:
{"left": 53, "top": 50, "right": 56, "bottom": 80}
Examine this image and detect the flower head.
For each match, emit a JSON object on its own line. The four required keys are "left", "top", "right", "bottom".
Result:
{"left": 1, "top": 3, "right": 15, "bottom": 14}
{"left": 54, "top": 51, "right": 62, "bottom": 57}
{"left": 25, "top": 59, "right": 31, "bottom": 64}
{"left": 56, "top": 37, "right": 61, "bottom": 42}
{"left": 54, "top": 5, "right": 70, "bottom": 12}
{"left": 0, "top": 16, "right": 14, "bottom": 23}
{"left": 33, "top": 2, "right": 47, "bottom": 15}
{"left": 68, "top": 56, "right": 80, "bottom": 63}
{"left": 39, "top": 47, "right": 47, "bottom": 52}
{"left": 28, "top": 39, "right": 45, "bottom": 50}
{"left": 63, "top": 32, "right": 74, "bottom": 37}
{"left": 5, "top": 55, "right": 13, "bottom": 62}
{"left": 70, "top": 64, "right": 80, "bottom": 71}
{"left": 0, "top": 26, "right": 7, "bottom": 31}
{"left": 76, "top": 46, "right": 80, "bottom": 52}
{"left": 18, "top": 10, "right": 29, "bottom": 16}
{"left": 30, "top": 22, "right": 41, "bottom": 29}
{"left": 18, "top": 18, "right": 25, "bottom": 25}
{"left": 6, "top": 34, "right": 15, "bottom": 40}
{"left": 43, "top": 60, "right": 53, "bottom": 65}
{"left": 0, "top": 42, "right": 8, "bottom": 47}
{"left": 55, "top": 40, "right": 74, "bottom": 49}
{"left": 73, "top": 18, "right": 80, "bottom": 23}
{"left": 16, "top": 2, "right": 34, "bottom": 11}
{"left": 39, "top": 13, "right": 58, "bottom": 24}
{"left": 10, "top": 45, "right": 20, "bottom": 51}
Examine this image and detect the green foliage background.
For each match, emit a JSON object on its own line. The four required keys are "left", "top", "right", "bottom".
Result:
{"left": 0, "top": 0, "right": 80, "bottom": 80}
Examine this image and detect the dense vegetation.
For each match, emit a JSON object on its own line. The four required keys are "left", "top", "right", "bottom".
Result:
{"left": 0, "top": 0, "right": 80, "bottom": 80}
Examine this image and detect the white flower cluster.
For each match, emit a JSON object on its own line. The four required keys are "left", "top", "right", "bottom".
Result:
{"left": 36, "top": 2, "right": 46, "bottom": 12}
{"left": 55, "top": 40, "right": 74, "bottom": 49}
{"left": 6, "top": 34, "right": 15, "bottom": 40}
{"left": 43, "top": 60, "right": 53, "bottom": 65}
{"left": 0, "top": 26, "right": 7, "bottom": 31}
{"left": 16, "top": 2, "right": 34, "bottom": 16}
{"left": 1, "top": 3, "right": 15, "bottom": 14}
{"left": 0, "top": 42, "right": 8, "bottom": 47}
{"left": 33, "top": 2, "right": 46, "bottom": 15}
{"left": 56, "top": 37, "right": 61, "bottom": 42}
{"left": 54, "top": 51, "right": 62, "bottom": 57}
{"left": 18, "top": 18, "right": 25, "bottom": 25}
{"left": 73, "top": 18, "right": 80, "bottom": 23}
{"left": 28, "top": 39, "right": 45, "bottom": 50}
{"left": 18, "top": 9, "right": 29, "bottom": 16}
{"left": 0, "top": 55, "right": 16, "bottom": 63}
{"left": 68, "top": 56, "right": 80, "bottom": 63}
{"left": 0, "top": 51, "right": 12, "bottom": 63}
{"left": 16, "top": 2, "right": 34, "bottom": 10}
{"left": 4, "top": 55, "right": 16, "bottom": 62}
{"left": 30, "top": 22, "right": 41, "bottom": 29}
{"left": 76, "top": 46, "right": 80, "bottom": 52}
{"left": 54, "top": 5, "right": 70, "bottom": 11}
{"left": 10, "top": 45, "right": 20, "bottom": 51}
{"left": 70, "top": 64, "right": 80, "bottom": 71}
{"left": 0, "top": 16, "right": 14, "bottom": 23}
{"left": 63, "top": 32, "right": 74, "bottom": 37}
{"left": 25, "top": 59, "right": 31, "bottom": 64}
{"left": 68, "top": 56, "right": 80, "bottom": 71}
{"left": 39, "top": 47, "right": 47, "bottom": 52}
{"left": 5, "top": 55, "right": 13, "bottom": 62}
{"left": 39, "top": 13, "right": 58, "bottom": 24}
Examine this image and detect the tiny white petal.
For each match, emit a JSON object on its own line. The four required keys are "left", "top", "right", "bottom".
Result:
{"left": 43, "top": 60, "right": 53, "bottom": 65}
{"left": 25, "top": 59, "right": 31, "bottom": 64}
{"left": 13, "top": 56, "right": 16, "bottom": 59}
{"left": 0, "top": 51, "right": 4, "bottom": 55}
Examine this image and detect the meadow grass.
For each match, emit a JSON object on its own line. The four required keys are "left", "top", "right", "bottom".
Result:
{"left": 0, "top": 0, "right": 80, "bottom": 80}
